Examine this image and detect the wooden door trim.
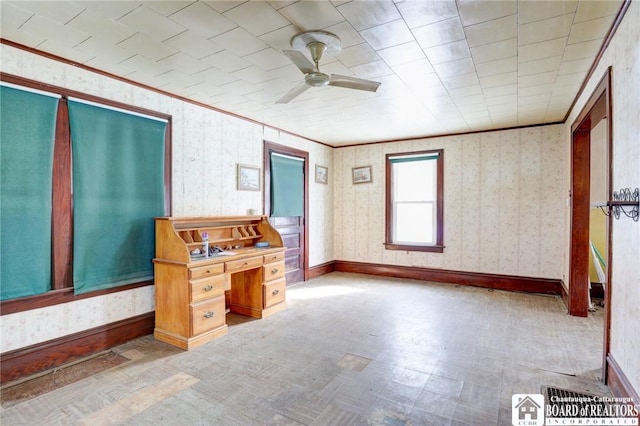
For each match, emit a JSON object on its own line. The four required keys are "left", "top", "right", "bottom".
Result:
{"left": 569, "top": 67, "right": 612, "bottom": 382}
{"left": 263, "top": 141, "right": 309, "bottom": 282}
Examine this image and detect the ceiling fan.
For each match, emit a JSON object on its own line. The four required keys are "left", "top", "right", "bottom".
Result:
{"left": 276, "top": 31, "right": 381, "bottom": 104}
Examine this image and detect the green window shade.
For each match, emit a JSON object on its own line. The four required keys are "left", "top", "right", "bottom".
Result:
{"left": 389, "top": 153, "right": 440, "bottom": 163}
{"left": 68, "top": 101, "right": 166, "bottom": 294}
{"left": 1, "top": 86, "right": 58, "bottom": 300}
{"left": 270, "top": 154, "right": 303, "bottom": 217}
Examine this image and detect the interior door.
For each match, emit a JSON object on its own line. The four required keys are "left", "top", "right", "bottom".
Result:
{"left": 263, "top": 142, "right": 308, "bottom": 285}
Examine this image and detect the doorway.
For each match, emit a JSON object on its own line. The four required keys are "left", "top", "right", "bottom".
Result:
{"left": 263, "top": 141, "right": 309, "bottom": 284}
{"left": 569, "top": 67, "right": 612, "bottom": 382}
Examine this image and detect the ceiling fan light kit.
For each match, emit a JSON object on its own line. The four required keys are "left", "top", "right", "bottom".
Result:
{"left": 276, "top": 31, "right": 381, "bottom": 104}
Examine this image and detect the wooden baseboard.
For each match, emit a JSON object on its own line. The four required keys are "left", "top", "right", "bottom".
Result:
{"left": 309, "top": 261, "right": 336, "bottom": 279}
{"left": 1, "top": 312, "right": 154, "bottom": 385}
{"left": 606, "top": 354, "right": 640, "bottom": 420}
{"left": 333, "top": 260, "right": 562, "bottom": 294}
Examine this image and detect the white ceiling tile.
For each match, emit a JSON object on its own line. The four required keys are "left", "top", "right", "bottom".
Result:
{"left": 562, "top": 39, "right": 602, "bottom": 61}
{"left": 464, "top": 15, "right": 517, "bottom": 48}
{"left": 518, "top": 56, "right": 562, "bottom": 77}
{"left": 244, "top": 47, "right": 291, "bottom": 71}
{"left": 567, "top": 17, "right": 612, "bottom": 44}
{"left": 67, "top": 10, "right": 137, "bottom": 45}
{"left": 203, "top": 1, "right": 246, "bottom": 14}
{"left": 37, "top": 39, "right": 95, "bottom": 64}
{"left": 19, "top": 14, "right": 89, "bottom": 48}
{"left": 231, "top": 66, "right": 276, "bottom": 85}
{"left": 476, "top": 56, "right": 517, "bottom": 78}
{"left": 223, "top": 1, "right": 290, "bottom": 37}
{"left": 212, "top": 27, "right": 269, "bottom": 57}
{"left": 74, "top": 37, "right": 133, "bottom": 64}
{"left": 552, "top": 84, "right": 582, "bottom": 96}
{"left": 349, "top": 60, "right": 393, "bottom": 80}
{"left": 323, "top": 21, "right": 365, "bottom": 48}
{"left": 378, "top": 41, "right": 425, "bottom": 66}
{"left": 433, "top": 57, "right": 475, "bottom": 77}
{"left": 519, "top": 13, "right": 573, "bottom": 45}
{"left": 518, "top": 38, "right": 567, "bottom": 63}
{"left": 518, "top": 71, "right": 557, "bottom": 87}
{"left": 169, "top": 2, "right": 237, "bottom": 39}
{"left": 557, "top": 58, "right": 593, "bottom": 75}
{"left": 424, "top": 40, "right": 471, "bottom": 65}
{"left": 118, "top": 5, "right": 186, "bottom": 41}
{"left": 336, "top": 43, "right": 380, "bottom": 67}
{"left": 336, "top": 1, "right": 400, "bottom": 31}
{"left": 157, "top": 52, "right": 210, "bottom": 75}
{"left": 457, "top": 0, "right": 516, "bottom": 26}
{"left": 555, "top": 72, "right": 585, "bottom": 86}
{"left": 360, "top": 19, "right": 414, "bottom": 50}
{"left": 449, "top": 84, "right": 483, "bottom": 98}
{"left": 519, "top": 84, "right": 554, "bottom": 97}
{"left": 395, "top": 0, "right": 458, "bottom": 29}
{"left": 393, "top": 59, "right": 436, "bottom": 82}
{"left": 74, "top": 1, "right": 141, "bottom": 21}
{"left": 119, "top": 54, "right": 175, "bottom": 77}
{"left": 470, "top": 38, "right": 517, "bottom": 64}
{"left": 163, "top": 30, "right": 224, "bottom": 60}
{"left": 192, "top": 67, "right": 238, "bottom": 86}
{"left": 142, "top": 1, "right": 190, "bottom": 17}
{"left": 278, "top": 1, "right": 344, "bottom": 32}
{"left": 442, "top": 72, "right": 479, "bottom": 89}
{"left": 485, "top": 94, "right": 517, "bottom": 106}
{"left": 258, "top": 25, "right": 301, "bottom": 51}
{"left": 482, "top": 84, "right": 517, "bottom": 97}
{"left": 9, "top": 0, "right": 85, "bottom": 25}
{"left": 517, "top": 1, "right": 578, "bottom": 25}
{"left": 479, "top": 72, "right": 517, "bottom": 88}
{"left": 518, "top": 94, "right": 550, "bottom": 106}
{"left": 574, "top": 1, "right": 623, "bottom": 23}
{"left": 201, "top": 50, "right": 251, "bottom": 73}
{"left": 2, "top": 2, "right": 35, "bottom": 28}
{"left": 412, "top": 17, "right": 465, "bottom": 49}
{"left": 117, "top": 33, "right": 178, "bottom": 61}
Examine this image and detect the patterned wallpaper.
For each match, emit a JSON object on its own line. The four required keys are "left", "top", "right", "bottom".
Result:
{"left": 0, "top": 44, "right": 333, "bottom": 352}
{"left": 334, "top": 125, "right": 567, "bottom": 280}
{"left": 565, "top": 0, "right": 640, "bottom": 396}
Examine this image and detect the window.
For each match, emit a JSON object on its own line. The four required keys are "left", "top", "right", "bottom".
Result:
{"left": 0, "top": 75, "right": 171, "bottom": 312}
{"left": 385, "top": 150, "right": 444, "bottom": 253}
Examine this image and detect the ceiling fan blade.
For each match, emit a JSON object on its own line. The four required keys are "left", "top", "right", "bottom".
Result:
{"left": 275, "top": 82, "right": 311, "bottom": 104}
{"left": 283, "top": 50, "right": 316, "bottom": 74}
{"left": 329, "top": 74, "right": 381, "bottom": 92}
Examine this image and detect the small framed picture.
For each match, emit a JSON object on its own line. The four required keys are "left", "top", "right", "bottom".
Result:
{"left": 237, "top": 164, "right": 261, "bottom": 191}
{"left": 352, "top": 165, "right": 372, "bottom": 184}
{"left": 315, "top": 164, "right": 328, "bottom": 184}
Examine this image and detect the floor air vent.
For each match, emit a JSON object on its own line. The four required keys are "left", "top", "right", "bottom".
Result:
{"left": 542, "top": 386, "right": 608, "bottom": 415}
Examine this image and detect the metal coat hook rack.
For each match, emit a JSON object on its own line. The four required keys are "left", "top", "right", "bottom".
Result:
{"left": 594, "top": 187, "right": 639, "bottom": 222}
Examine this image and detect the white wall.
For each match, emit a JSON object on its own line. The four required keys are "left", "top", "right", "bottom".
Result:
{"left": 0, "top": 44, "right": 333, "bottom": 353}
{"left": 333, "top": 125, "right": 567, "bottom": 280}
{"left": 564, "top": 0, "right": 640, "bottom": 395}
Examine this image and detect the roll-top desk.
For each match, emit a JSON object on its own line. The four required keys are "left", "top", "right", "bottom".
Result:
{"left": 153, "top": 216, "right": 287, "bottom": 350}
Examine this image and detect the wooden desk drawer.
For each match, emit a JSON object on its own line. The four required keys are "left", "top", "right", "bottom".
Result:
{"left": 263, "top": 261, "right": 285, "bottom": 282}
{"left": 191, "top": 296, "right": 225, "bottom": 335}
{"left": 190, "top": 275, "right": 226, "bottom": 302}
{"left": 263, "top": 279, "right": 286, "bottom": 308}
{"left": 189, "top": 263, "right": 224, "bottom": 280}
{"left": 225, "top": 256, "right": 263, "bottom": 273}
{"left": 263, "top": 251, "right": 284, "bottom": 264}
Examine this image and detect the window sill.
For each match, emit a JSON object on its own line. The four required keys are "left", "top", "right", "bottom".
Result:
{"left": 384, "top": 243, "right": 444, "bottom": 253}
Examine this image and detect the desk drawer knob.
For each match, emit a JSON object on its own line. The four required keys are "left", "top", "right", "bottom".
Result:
{"left": 272, "top": 289, "right": 279, "bottom": 296}
{"left": 203, "top": 311, "right": 215, "bottom": 318}
{"left": 204, "top": 284, "right": 213, "bottom": 292}
{"left": 271, "top": 268, "right": 279, "bottom": 274}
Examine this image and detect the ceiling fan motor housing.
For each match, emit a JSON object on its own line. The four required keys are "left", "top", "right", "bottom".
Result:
{"left": 305, "top": 72, "right": 330, "bottom": 87}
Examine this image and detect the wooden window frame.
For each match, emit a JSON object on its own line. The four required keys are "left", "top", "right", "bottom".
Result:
{"left": 0, "top": 73, "right": 172, "bottom": 315}
{"left": 384, "top": 149, "right": 444, "bottom": 253}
